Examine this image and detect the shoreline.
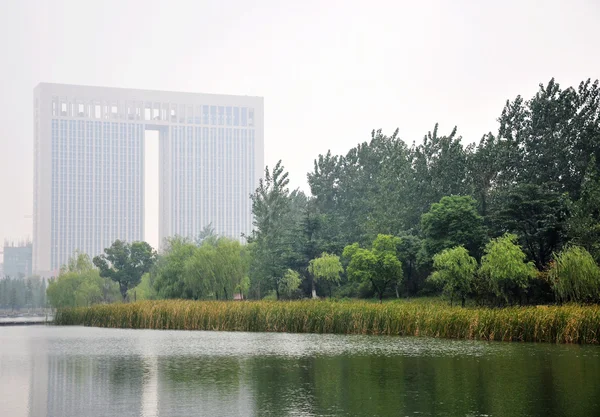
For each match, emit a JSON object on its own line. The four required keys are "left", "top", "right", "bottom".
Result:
{"left": 53, "top": 299, "right": 600, "bottom": 344}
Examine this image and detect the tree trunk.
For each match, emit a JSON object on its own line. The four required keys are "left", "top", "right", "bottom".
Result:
{"left": 311, "top": 276, "right": 317, "bottom": 299}
{"left": 379, "top": 292, "right": 383, "bottom": 304}
{"left": 120, "top": 283, "right": 128, "bottom": 302}
{"left": 395, "top": 283, "right": 400, "bottom": 299}
{"left": 461, "top": 296, "right": 465, "bottom": 308}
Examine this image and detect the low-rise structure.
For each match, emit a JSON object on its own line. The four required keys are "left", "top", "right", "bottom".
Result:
{"left": 3, "top": 240, "right": 33, "bottom": 278}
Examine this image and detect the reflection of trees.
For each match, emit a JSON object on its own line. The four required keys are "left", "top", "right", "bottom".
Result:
{"left": 18, "top": 334, "right": 600, "bottom": 417}
{"left": 244, "top": 346, "right": 600, "bottom": 417}
{"left": 157, "top": 356, "right": 254, "bottom": 416}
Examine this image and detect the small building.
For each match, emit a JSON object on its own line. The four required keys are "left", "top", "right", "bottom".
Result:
{"left": 3, "top": 240, "right": 33, "bottom": 278}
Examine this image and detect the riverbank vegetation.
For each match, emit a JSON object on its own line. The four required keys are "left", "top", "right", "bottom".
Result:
{"left": 54, "top": 299, "right": 600, "bottom": 344}
{"left": 47, "top": 78, "right": 600, "bottom": 312}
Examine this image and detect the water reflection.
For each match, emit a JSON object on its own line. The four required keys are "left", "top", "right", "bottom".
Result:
{"left": 0, "top": 326, "right": 599, "bottom": 417}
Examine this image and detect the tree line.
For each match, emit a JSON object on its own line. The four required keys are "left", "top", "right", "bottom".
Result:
{"left": 0, "top": 276, "right": 47, "bottom": 311}
{"left": 46, "top": 78, "right": 600, "bottom": 307}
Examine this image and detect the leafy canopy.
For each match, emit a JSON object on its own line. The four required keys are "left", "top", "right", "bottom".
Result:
{"left": 479, "top": 233, "right": 537, "bottom": 303}
{"left": 93, "top": 240, "right": 157, "bottom": 300}
{"left": 549, "top": 246, "right": 600, "bottom": 303}
{"left": 429, "top": 246, "right": 477, "bottom": 306}
{"left": 343, "top": 234, "right": 403, "bottom": 302}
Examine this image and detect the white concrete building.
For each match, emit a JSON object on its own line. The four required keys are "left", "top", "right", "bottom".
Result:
{"left": 33, "top": 83, "right": 264, "bottom": 276}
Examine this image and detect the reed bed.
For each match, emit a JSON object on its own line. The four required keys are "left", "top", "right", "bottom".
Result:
{"left": 54, "top": 300, "right": 600, "bottom": 344}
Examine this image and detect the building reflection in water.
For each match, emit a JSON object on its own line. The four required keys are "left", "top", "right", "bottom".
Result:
{"left": 20, "top": 331, "right": 255, "bottom": 417}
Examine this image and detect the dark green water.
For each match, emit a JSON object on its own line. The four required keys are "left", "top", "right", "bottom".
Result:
{"left": 1, "top": 326, "right": 599, "bottom": 417}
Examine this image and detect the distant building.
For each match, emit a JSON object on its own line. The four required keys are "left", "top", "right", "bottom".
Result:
{"left": 33, "top": 83, "right": 264, "bottom": 276}
{"left": 3, "top": 240, "right": 33, "bottom": 278}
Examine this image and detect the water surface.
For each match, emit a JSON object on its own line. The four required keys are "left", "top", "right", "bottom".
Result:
{"left": 1, "top": 326, "right": 599, "bottom": 416}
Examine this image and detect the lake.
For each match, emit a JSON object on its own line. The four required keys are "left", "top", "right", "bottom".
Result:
{"left": 1, "top": 326, "right": 599, "bottom": 417}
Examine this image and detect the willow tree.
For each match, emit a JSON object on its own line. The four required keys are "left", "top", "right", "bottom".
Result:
{"left": 479, "top": 234, "right": 537, "bottom": 304}
{"left": 429, "top": 246, "right": 477, "bottom": 307}
{"left": 549, "top": 246, "right": 600, "bottom": 303}
{"left": 308, "top": 252, "right": 343, "bottom": 298}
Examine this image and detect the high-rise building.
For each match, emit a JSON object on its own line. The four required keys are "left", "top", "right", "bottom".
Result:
{"left": 33, "top": 83, "right": 264, "bottom": 276}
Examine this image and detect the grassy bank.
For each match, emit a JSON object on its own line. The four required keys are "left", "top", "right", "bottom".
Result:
{"left": 54, "top": 299, "right": 600, "bottom": 344}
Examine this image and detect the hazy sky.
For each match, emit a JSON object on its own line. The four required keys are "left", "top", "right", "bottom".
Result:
{"left": 0, "top": 0, "right": 599, "bottom": 253}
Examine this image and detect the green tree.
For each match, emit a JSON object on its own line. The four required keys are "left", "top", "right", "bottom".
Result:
{"left": 93, "top": 240, "right": 157, "bottom": 301}
{"left": 308, "top": 252, "right": 343, "bottom": 298}
{"left": 497, "top": 78, "right": 600, "bottom": 198}
{"left": 248, "top": 161, "right": 296, "bottom": 299}
{"left": 277, "top": 269, "right": 302, "bottom": 300}
{"left": 421, "top": 195, "right": 487, "bottom": 261}
{"left": 568, "top": 156, "right": 600, "bottom": 262}
{"left": 479, "top": 234, "right": 537, "bottom": 304}
{"left": 548, "top": 246, "right": 600, "bottom": 303}
{"left": 153, "top": 237, "right": 198, "bottom": 299}
{"left": 47, "top": 252, "right": 120, "bottom": 308}
{"left": 128, "top": 273, "right": 157, "bottom": 301}
{"left": 489, "top": 183, "right": 570, "bottom": 269}
{"left": 343, "top": 234, "right": 403, "bottom": 302}
{"left": 396, "top": 234, "right": 422, "bottom": 296}
{"left": 409, "top": 124, "right": 473, "bottom": 226}
{"left": 429, "top": 246, "right": 477, "bottom": 307}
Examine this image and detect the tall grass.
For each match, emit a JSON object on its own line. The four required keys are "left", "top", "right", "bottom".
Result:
{"left": 54, "top": 300, "right": 600, "bottom": 344}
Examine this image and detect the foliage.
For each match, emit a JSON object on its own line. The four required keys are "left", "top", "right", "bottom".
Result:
{"left": 152, "top": 236, "right": 251, "bottom": 300}
{"left": 308, "top": 252, "right": 343, "bottom": 297}
{"left": 0, "top": 276, "right": 47, "bottom": 310}
{"left": 93, "top": 240, "right": 157, "bottom": 300}
{"left": 153, "top": 237, "right": 198, "bottom": 299}
{"left": 421, "top": 196, "right": 487, "bottom": 261}
{"left": 278, "top": 269, "right": 302, "bottom": 299}
{"left": 429, "top": 246, "right": 477, "bottom": 307}
{"left": 488, "top": 184, "right": 570, "bottom": 269}
{"left": 47, "top": 252, "right": 119, "bottom": 308}
{"left": 568, "top": 156, "right": 600, "bottom": 263}
{"left": 343, "top": 234, "right": 403, "bottom": 302}
{"left": 479, "top": 234, "right": 537, "bottom": 304}
{"left": 548, "top": 246, "right": 600, "bottom": 303}
{"left": 55, "top": 299, "right": 600, "bottom": 344}
{"left": 248, "top": 161, "right": 297, "bottom": 299}
{"left": 128, "top": 273, "right": 157, "bottom": 301}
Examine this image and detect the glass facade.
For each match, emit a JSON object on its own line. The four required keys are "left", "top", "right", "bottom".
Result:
{"left": 35, "top": 84, "right": 263, "bottom": 274}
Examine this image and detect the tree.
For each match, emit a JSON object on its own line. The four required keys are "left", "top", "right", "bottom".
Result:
{"left": 428, "top": 246, "right": 477, "bottom": 307}
{"left": 248, "top": 161, "right": 296, "bottom": 299}
{"left": 47, "top": 252, "right": 120, "bottom": 308}
{"left": 421, "top": 195, "right": 487, "bottom": 261}
{"left": 343, "top": 234, "right": 403, "bottom": 302}
{"left": 548, "top": 246, "right": 600, "bottom": 303}
{"left": 93, "top": 240, "right": 157, "bottom": 301}
{"left": 308, "top": 252, "right": 343, "bottom": 298}
{"left": 409, "top": 124, "right": 473, "bottom": 226}
{"left": 568, "top": 156, "right": 600, "bottom": 263}
{"left": 488, "top": 183, "right": 570, "bottom": 269}
{"left": 278, "top": 269, "right": 302, "bottom": 300}
{"left": 153, "top": 237, "right": 198, "bottom": 299}
{"left": 497, "top": 78, "right": 600, "bottom": 198}
{"left": 479, "top": 234, "right": 537, "bottom": 304}
{"left": 396, "top": 234, "right": 422, "bottom": 296}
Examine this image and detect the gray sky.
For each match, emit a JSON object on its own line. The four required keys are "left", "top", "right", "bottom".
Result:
{"left": 1, "top": 0, "right": 599, "bottom": 252}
